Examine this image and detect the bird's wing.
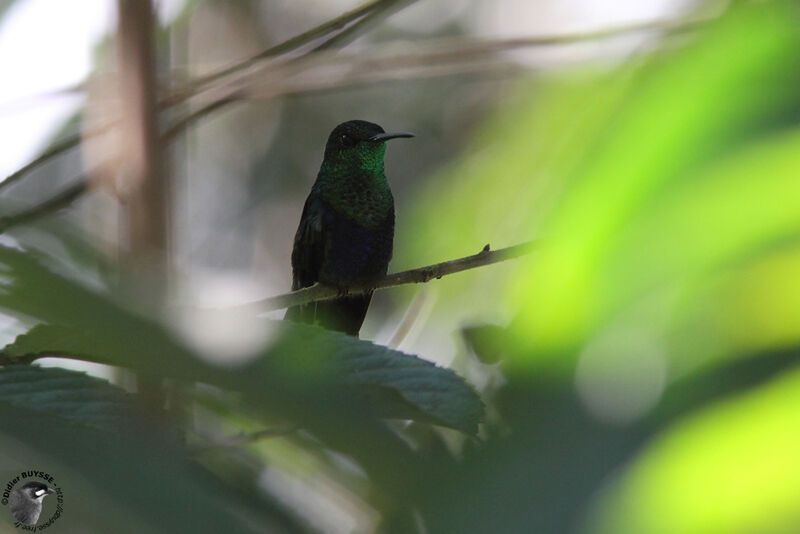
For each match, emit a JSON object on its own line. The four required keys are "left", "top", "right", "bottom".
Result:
{"left": 290, "top": 192, "right": 327, "bottom": 290}
{"left": 285, "top": 193, "right": 328, "bottom": 325}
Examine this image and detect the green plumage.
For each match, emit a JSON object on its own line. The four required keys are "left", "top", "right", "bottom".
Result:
{"left": 284, "top": 120, "right": 413, "bottom": 336}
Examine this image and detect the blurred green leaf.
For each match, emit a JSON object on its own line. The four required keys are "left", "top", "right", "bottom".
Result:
{"left": 409, "top": 344, "right": 800, "bottom": 534}
{"left": 666, "top": 244, "right": 800, "bottom": 375}
{"left": 0, "top": 365, "right": 135, "bottom": 432}
{"left": 394, "top": 2, "right": 800, "bottom": 533}
{"left": 0, "top": 399, "right": 306, "bottom": 534}
{"left": 589, "top": 365, "right": 800, "bottom": 534}
{"left": 509, "top": 2, "right": 800, "bottom": 364}
{"left": 401, "top": 2, "right": 800, "bottom": 372}
{"left": 3, "top": 321, "right": 484, "bottom": 434}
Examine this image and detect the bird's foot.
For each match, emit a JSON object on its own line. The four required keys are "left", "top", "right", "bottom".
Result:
{"left": 330, "top": 284, "right": 350, "bottom": 298}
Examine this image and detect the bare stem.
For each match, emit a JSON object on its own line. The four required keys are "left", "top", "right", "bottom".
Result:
{"left": 305, "top": 0, "right": 410, "bottom": 53}
{"left": 189, "top": 425, "right": 299, "bottom": 454}
{"left": 0, "top": 241, "right": 534, "bottom": 367}
{"left": 156, "top": 15, "right": 705, "bottom": 143}
{"left": 162, "top": 0, "right": 413, "bottom": 107}
{"left": 0, "top": 14, "right": 707, "bottom": 228}
{"left": 233, "top": 241, "right": 536, "bottom": 314}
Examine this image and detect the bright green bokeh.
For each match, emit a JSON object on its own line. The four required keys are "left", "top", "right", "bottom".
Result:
{"left": 590, "top": 367, "right": 800, "bottom": 534}
{"left": 511, "top": 3, "right": 800, "bottom": 361}
{"left": 401, "top": 2, "right": 800, "bottom": 532}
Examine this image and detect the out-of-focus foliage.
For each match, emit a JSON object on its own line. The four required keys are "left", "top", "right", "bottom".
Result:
{"left": 593, "top": 365, "right": 800, "bottom": 534}
{"left": 401, "top": 2, "right": 800, "bottom": 533}
{"left": 0, "top": 383, "right": 304, "bottom": 534}
{"left": 0, "top": 246, "right": 481, "bottom": 531}
{"left": 2, "top": 320, "right": 483, "bottom": 434}
{"left": 0, "top": 365, "right": 135, "bottom": 431}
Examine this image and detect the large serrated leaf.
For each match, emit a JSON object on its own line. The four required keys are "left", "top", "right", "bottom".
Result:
{"left": 2, "top": 321, "right": 483, "bottom": 434}
{"left": 0, "top": 365, "right": 136, "bottom": 432}
{"left": 266, "top": 321, "right": 485, "bottom": 434}
{"left": 0, "top": 247, "right": 484, "bottom": 434}
{"left": 0, "top": 400, "right": 303, "bottom": 534}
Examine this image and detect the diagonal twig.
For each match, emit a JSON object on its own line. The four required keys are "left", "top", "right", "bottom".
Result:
{"left": 0, "top": 0, "right": 417, "bottom": 194}
{"left": 305, "top": 0, "right": 411, "bottom": 53}
{"left": 0, "top": 14, "right": 707, "bottom": 225}
{"left": 231, "top": 241, "right": 537, "bottom": 314}
{"left": 158, "top": 15, "right": 706, "bottom": 143}
{"left": 162, "top": 0, "right": 414, "bottom": 107}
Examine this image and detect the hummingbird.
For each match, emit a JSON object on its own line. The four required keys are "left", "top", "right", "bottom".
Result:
{"left": 285, "top": 120, "right": 414, "bottom": 336}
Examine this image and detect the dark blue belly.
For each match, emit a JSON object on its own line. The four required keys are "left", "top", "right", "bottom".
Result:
{"left": 319, "top": 210, "right": 394, "bottom": 286}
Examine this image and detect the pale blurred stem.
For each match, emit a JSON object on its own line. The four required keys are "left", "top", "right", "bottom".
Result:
{"left": 240, "top": 241, "right": 537, "bottom": 313}
{"left": 189, "top": 425, "right": 299, "bottom": 454}
{"left": 387, "top": 288, "right": 430, "bottom": 349}
{"left": 117, "top": 0, "right": 169, "bottom": 413}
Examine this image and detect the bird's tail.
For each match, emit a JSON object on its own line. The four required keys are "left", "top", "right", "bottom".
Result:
{"left": 284, "top": 293, "right": 371, "bottom": 337}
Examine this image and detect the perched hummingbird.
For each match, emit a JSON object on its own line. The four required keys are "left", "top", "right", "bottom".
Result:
{"left": 285, "top": 120, "right": 413, "bottom": 336}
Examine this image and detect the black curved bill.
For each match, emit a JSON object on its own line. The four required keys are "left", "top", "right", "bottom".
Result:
{"left": 369, "top": 131, "right": 415, "bottom": 142}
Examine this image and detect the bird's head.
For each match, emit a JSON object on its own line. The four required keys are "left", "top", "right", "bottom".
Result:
{"left": 19, "top": 482, "right": 55, "bottom": 502}
{"left": 323, "top": 120, "right": 413, "bottom": 173}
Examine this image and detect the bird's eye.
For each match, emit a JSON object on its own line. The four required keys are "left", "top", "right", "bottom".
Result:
{"left": 340, "top": 134, "right": 357, "bottom": 148}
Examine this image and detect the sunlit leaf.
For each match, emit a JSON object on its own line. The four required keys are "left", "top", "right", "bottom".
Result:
{"left": 589, "top": 367, "right": 800, "bottom": 534}
{"left": 511, "top": 2, "right": 800, "bottom": 361}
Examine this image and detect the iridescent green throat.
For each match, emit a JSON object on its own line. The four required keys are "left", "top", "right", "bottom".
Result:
{"left": 316, "top": 152, "right": 394, "bottom": 229}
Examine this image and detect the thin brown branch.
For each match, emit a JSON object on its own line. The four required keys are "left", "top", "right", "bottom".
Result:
{"left": 0, "top": 14, "right": 707, "bottom": 233}
{"left": 0, "top": 242, "right": 533, "bottom": 366}
{"left": 162, "top": 0, "right": 412, "bottom": 107}
{"left": 0, "top": 0, "right": 417, "bottom": 194}
{"left": 159, "top": 15, "right": 705, "bottom": 135}
{"left": 0, "top": 14, "right": 703, "bottom": 200}
{"left": 306, "top": 0, "right": 411, "bottom": 53}
{"left": 179, "top": 10, "right": 704, "bottom": 111}
{"left": 233, "top": 241, "right": 536, "bottom": 314}
{"left": 162, "top": 94, "right": 241, "bottom": 141}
